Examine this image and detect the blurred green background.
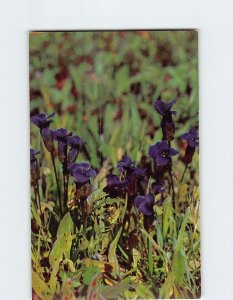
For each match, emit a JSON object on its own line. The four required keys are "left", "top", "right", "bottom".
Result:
{"left": 30, "top": 31, "right": 198, "bottom": 171}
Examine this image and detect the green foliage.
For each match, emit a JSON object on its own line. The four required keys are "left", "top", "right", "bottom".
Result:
{"left": 30, "top": 31, "right": 200, "bottom": 299}
{"left": 30, "top": 31, "right": 198, "bottom": 168}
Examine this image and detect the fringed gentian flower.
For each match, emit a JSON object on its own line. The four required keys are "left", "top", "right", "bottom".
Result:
{"left": 148, "top": 141, "right": 178, "bottom": 166}
{"left": 154, "top": 99, "right": 176, "bottom": 141}
{"left": 118, "top": 156, "right": 147, "bottom": 197}
{"left": 134, "top": 194, "right": 154, "bottom": 216}
{"left": 31, "top": 112, "right": 55, "bottom": 152}
{"left": 30, "top": 149, "right": 40, "bottom": 182}
{"left": 117, "top": 155, "right": 135, "bottom": 173}
{"left": 68, "top": 162, "right": 96, "bottom": 186}
{"left": 68, "top": 162, "right": 96, "bottom": 201}
{"left": 151, "top": 180, "right": 165, "bottom": 195}
{"left": 104, "top": 174, "right": 128, "bottom": 198}
{"left": 52, "top": 128, "right": 72, "bottom": 164}
{"left": 67, "top": 135, "right": 86, "bottom": 164}
{"left": 180, "top": 128, "right": 199, "bottom": 164}
{"left": 151, "top": 180, "right": 166, "bottom": 205}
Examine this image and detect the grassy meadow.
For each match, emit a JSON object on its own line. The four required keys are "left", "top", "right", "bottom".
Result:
{"left": 30, "top": 31, "right": 200, "bottom": 299}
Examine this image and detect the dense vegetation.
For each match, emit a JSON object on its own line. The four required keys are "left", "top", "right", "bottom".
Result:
{"left": 30, "top": 31, "right": 200, "bottom": 299}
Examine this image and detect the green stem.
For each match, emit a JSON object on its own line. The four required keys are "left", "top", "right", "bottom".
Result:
{"left": 51, "top": 152, "right": 62, "bottom": 216}
{"left": 148, "top": 237, "right": 153, "bottom": 276}
{"left": 168, "top": 167, "right": 175, "bottom": 208}
{"left": 63, "top": 172, "right": 67, "bottom": 213}
{"left": 181, "top": 164, "right": 188, "bottom": 183}
{"left": 35, "top": 181, "right": 43, "bottom": 225}
{"left": 66, "top": 174, "right": 69, "bottom": 206}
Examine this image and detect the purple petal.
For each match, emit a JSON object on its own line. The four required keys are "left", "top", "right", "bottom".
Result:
{"left": 189, "top": 138, "right": 199, "bottom": 147}
{"left": 148, "top": 144, "right": 159, "bottom": 159}
{"left": 138, "top": 202, "right": 153, "bottom": 216}
{"left": 57, "top": 142, "right": 66, "bottom": 163}
{"left": 31, "top": 115, "right": 41, "bottom": 126}
{"left": 123, "top": 155, "right": 131, "bottom": 165}
{"left": 68, "top": 162, "right": 78, "bottom": 174}
{"left": 154, "top": 100, "right": 167, "bottom": 116}
{"left": 146, "top": 193, "right": 154, "bottom": 206}
{"left": 107, "top": 174, "right": 120, "bottom": 186}
{"left": 41, "top": 127, "right": 54, "bottom": 152}
{"left": 86, "top": 169, "right": 96, "bottom": 178}
{"left": 152, "top": 181, "right": 165, "bottom": 194}
{"left": 67, "top": 135, "right": 85, "bottom": 146}
{"left": 78, "top": 162, "right": 91, "bottom": 170}
{"left": 68, "top": 148, "right": 79, "bottom": 164}
{"left": 73, "top": 172, "right": 90, "bottom": 184}
{"left": 134, "top": 196, "right": 147, "bottom": 208}
{"left": 159, "top": 140, "right": 169, "bottom": 151}
{"left": 169, "top": 147, "right": 179, "bottom": 156}
{"left": 156, "top": 155, "right": 169, "bottom": 166}
{"left": 47, "top": 112, "right": 55, "bottom": 119}
{"left": 52, "top": 128, "right": 68, "bottom": 140}
{"left": 189, "top": 128, "right": 197, "bottom": 136}
{"left": 180, "top": 132, "right": 190, "bottom": 140}
{"left": 166, "top": 98, "right": 176, "bottom": 110}
{"left": 133, "top": 167, "right": 146, "bottom": 177}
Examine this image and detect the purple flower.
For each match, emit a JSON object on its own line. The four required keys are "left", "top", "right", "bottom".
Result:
{"left": 67, "top": 135, "right": 86, "bottom": 164}
{"left": 151, "top": 181, "right": 165, "bottom": 206}
{"left": 68, "top": 162, "right": 96, "bottom": 185}
{"left": 180, "top": 128, "right": 199, "bottom": 147}
{"left": 154, "top": 99, "right": 176, "bottom": 117}
{"left": 31, "top": 112, "right": 55, "bottom": 152}
{"left": 117, "top": 156, "right": 147, "bottom": 197}
{"left": 52, "top": 128, "right": 72, "bottom": 163}
{"left": 134, "top": 194, "right": 154, "bottom": 216}
{"left": 117, "top": 155, "right": 134, "bottom": 173}
{"left": 180, "top": 128, "right": 199, "bottom": 164}
{"left": 151, "top": 180, "right": 165, "bottom": 195}
{"left": 31, "top": 112, "right": 55, "bottom": 128}
{"left": 30, "top": 148, "right": 40, "bottom": 159}
{"left": 104, "top": 174, "right": 128, "bottom": 198}
{"left": 30, "top": 148, "right": 40, "bottom": 182}
{"left": 154, "top": 99, "right": 176, "bottom": 141}
{"left": 132, "top": 167, "right": 146, "bottom": 177}
{"left": 53, "top": 128, "right": 71, "bottom": 141}
{"left": 148, "top": 141, "right": 178, "bottom": 166}
{"left": 117, "top": 156, "right": 146, "bottom": 177}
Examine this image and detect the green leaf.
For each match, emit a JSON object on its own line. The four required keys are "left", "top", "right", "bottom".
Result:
{"left": 163, "top": 197, "right": 173, "bottom": 238}
{"left": 176, "top": 208, "right": 190, "bottom": 251}
{"left": 32, "top": 271, "right": 52, "bottom": 300}
{"left": 100, "top": 281, "right": 130, "bottom": 299}
{"left": 159, "top": 272, "right": 175, "bottom": 299}
{"left": 83, "top": 266, "right": 100, "bottom": 285}
{"left": 57, "top": 212, "right": 73, "bottom": 239}
{"left": 115, "top": 65, "right": 129, "bottom": 96}
{"left": 156, "top": 223, "right": 164, "bottom": 249}
{"left": 131, "top": 101, "right": 141, "bottom": 141}
{"left": 135, "top": 284, "right": 155, "bottom": 299}
{"left": 49, "top": 238, "right": 63, "bottom": 266}
{"left": 148, "top": 238, "right": 153, "bottom": 276}
{"left": 108, "top": 228, "right": 122, "bottom": 275}
{"left": 172, "top": 248, "right": 186, "bottom": 286}
{"left": 171, "top": 208, "right": 189, "bottom": 286}
{"left": 140, "top": 228, "right": 169, "bottom": 264}
{"left": 49, "top": 259, "right": 61, "bottom": 296}
{"left": 49, "top": 234, "right": 73, "bottom": 267}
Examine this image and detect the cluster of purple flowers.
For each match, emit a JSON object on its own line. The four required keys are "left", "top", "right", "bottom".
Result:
{"left": 30, "top": 99, "right": 199, "bottom": 227}
{"left": 31, "top": 112, "right": 96, "bottom": 216}
{"left": 104, "top": 98, "right": 199, "bottom": 223}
